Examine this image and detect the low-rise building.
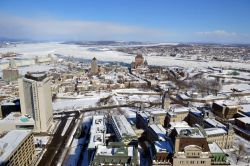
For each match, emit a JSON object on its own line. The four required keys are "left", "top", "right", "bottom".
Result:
{"left": 0, "top": 99, "right": 21, "bottom": 118}
{"left": 170, "top": 127, "right": 211, "bottom": 166}
{"left": 146, "top": 124, "right": 167, "bottom": 142}
{"left": 149, "top": 109, "right": 167, "bottom": 126}
{"left": 204, "top": 128, "right": 234, "bottom": 149}
{"left": 165, "top": 107, "right": 189, "bottom": 127}
{"left": 0, "top": 112, "right": 35, "bottom": 132}
{"left": 151, "top": 140, "right": 173, "bottom": 166}
{"left": 212, "top": 101, "right": 240, "bottom": 119}
{"left": 91, "top": 142, "right": 138, "bottom": 166}
{"left": 88, "top": 115, "right": 106, "bottom": 150}
{"left": 235, "top": 117, "right": 250, "bottom": 130}
{"left": 208, "top": 142, "right": 230, "bottom": 165}
{"left": 0, "top": 130, "right": 35, "bottom": 166}
{"left": 234, "top": 117, "right": 250, "bottom": 141}
{"left": 204, "top": 118, "right": 227, "bottom": 129}
{"left": 111, "top": 115, "right": 137, "bottom": 144}
{"left": 136, "top": 111, "right": 151, "bottom": 129}
{"left": 173, "top": 145, "right": 211, "bottom": 166}
{"left": 188, "top": 107, "right": 204, "bottom": 127}
{"left": 136, "top": 109, "right": 167, "bottom": 129}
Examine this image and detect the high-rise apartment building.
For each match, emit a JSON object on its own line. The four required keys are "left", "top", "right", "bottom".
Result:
{"left": 18, "top": 72, "right": 53, "bottom": 133}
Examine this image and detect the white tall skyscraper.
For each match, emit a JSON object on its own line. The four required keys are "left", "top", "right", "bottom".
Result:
{"left": 18, "top": 72, "right": 53, "bottom": 133}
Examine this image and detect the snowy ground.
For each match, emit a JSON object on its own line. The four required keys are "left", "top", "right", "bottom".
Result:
{"left": 1, "top": 42, "right": 250, "bottom": 69}
{"left": 53, "top": 92, "right": 110, "bottom": 111}
{"left": 221, "top": 83, "right": 250, "bottom": 93}
{"left": 225, "top": 135, "right": 250, "bottom": 166}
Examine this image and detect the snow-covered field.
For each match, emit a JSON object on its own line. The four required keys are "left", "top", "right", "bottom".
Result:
{"left": 53, "top": 92, "right": 111, "bottom": 111}
{"left": 225, "top": 136, "right": 250, "bottom": 166}
{"left": 1, "top": 42, "right": 250, "bottom": 69}
{"left": 53, "top": 97, "right": 100, "bottom": 110}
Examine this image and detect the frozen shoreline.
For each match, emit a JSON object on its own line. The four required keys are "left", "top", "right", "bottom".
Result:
{"left": 1, "top": 42, "right": 249, "bottom": 69}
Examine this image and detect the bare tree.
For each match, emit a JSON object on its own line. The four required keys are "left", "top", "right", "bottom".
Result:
{"left": 236, "top": 143, "right": 245, "bottom": 164}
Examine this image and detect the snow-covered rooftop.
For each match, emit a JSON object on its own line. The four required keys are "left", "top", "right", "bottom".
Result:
{"left": 236, "top": 117, "right": 250, "bottom": 124}
{"left": 204, "top": 118, "right": 226, "bottom": 128}
{"left": 88, "top": 115, "right": 106, "bottom": 149}
{"left": 204, "top": 128, "right": 227, "bottom": 136}
{"left": 214, "top": 100, "right": 239, "bottom": 107}
{"left": 112, "top": 115, "right": 136, "bottom": 139}
{"left": 169, "top": 121, "right": 190, "bottom": 129}
{"left": 0, "top": 112, "right": 35, "bottom": 126}
{"left": 208, "top": 142, "right": 223, "bottom": 153}
{"left": 149, "top": 124, "right": 166, "bottom": 141}
{"left": 0, "top": 130, "right": 32, "bottom": 164}
{"left": 168, "top": 106, "right": 190, "bottom": 116}
{"left": 95, "top": 145, "right": 133, "bottom": 157}
{"left": 154, "top": 141, "right": 173, "bottom": 154}
{"left": 175, "top": 127, "right": 204, "bottom": 138}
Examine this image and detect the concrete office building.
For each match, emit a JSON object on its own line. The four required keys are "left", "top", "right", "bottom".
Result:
{"left": 2, "top": 68, "right": 19, "bottom": 82}
{"left": 0, "top": 130, "right": 35, "bottom": 166}
{"left": 2, "top": 59, "right": 19, "bottom": 82}
{"left": 18, "top": 72, "right": 53, "bottom": 133}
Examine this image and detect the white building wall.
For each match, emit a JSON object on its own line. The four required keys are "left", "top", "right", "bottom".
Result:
{"left": 18, "top": 77, "right": 53, "bottom": 133}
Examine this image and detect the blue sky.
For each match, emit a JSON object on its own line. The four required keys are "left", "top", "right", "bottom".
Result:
{"left": 0, "top": 0, "right": 250, "bottom": 43}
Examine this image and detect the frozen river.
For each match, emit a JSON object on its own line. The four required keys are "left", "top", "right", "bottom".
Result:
{"left": 1, "top": 42, "right": 249, "bottom": 69}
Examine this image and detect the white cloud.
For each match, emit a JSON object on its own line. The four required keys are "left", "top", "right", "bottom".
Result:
{"left": 195, "top": 30, "right": 250, "bottom": 43}
{"left": 0, "top": 14, "right": 169, "bottom": 41}
{"left": 196, "top": 30, "right": 237, "bottom": 37}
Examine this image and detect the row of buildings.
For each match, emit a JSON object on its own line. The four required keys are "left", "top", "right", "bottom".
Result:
{"left": 88, "top": 115, "right": 139, "bottom": 165}
{"left": 0, "top": 72, "right": 54, "bottom": 165}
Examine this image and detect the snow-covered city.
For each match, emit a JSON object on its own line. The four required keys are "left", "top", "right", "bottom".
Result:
{"left": 1, "top": 0, "right": 250, "bottom": 166}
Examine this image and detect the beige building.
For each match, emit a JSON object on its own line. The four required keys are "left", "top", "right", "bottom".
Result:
{"left": 2, "top": 59, "right": 19, "bottom": 82}
{"left": 18, "top": 72, "right": 53, "bottom": 133}
{"left": 91, "top": 57, "right": 99, "bottom": 75}
{"left": 149, "top": 109, "right": 167, "bottom": 126}
{"left": 170, "top": 127, "right": 211, "bottom": 166}
{"left": 212, "top": 101, "right": 240, "bottom": 119}
{"left": 173, "top": 145, "right": 211, "bottom": 166}
{"left": 165, "top": 107, "right": 189, "bottom": 127}
{"left": 2, "top": 68, "right": 19, "bottom": 82}
{"left": 0, "top": 130, "right": 35, "bottom": 166}
{"left": 204, "top": 128, "right": 235, "bottom": 149}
